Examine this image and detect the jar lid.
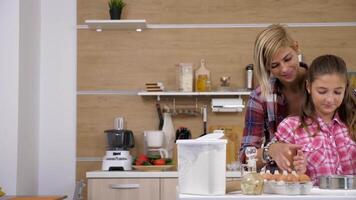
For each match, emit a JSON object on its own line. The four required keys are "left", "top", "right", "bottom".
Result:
{"left": 246, "top": 64, "right": 253, "bottom": 70}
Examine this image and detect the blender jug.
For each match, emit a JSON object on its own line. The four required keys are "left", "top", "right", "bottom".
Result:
{"left": 105, "top": 129, "right": 135, "bottom": 150}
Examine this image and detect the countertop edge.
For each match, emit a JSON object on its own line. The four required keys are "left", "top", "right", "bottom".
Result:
{"left": 86, "top": 171, "right": 241, "bottom": 178}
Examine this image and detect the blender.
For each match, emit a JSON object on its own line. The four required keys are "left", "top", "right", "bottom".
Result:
{"left": 102, "top": 118, "right": 135, "bottom": 171}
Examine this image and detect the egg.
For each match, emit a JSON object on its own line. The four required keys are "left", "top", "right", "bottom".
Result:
{"left": 277, "top": 170, "right": 288, "bottom": 182}
{"left": 263, "top": 170, "right": 273, "bottom": 181}
{"left": 298, "top": 174, "right": 311, "bottom": 182}
{"left": 272, "top": 170, "right": 281, "bottom": 181}
{"left": 286, "top": 173, "right": 298, "bottom": 183}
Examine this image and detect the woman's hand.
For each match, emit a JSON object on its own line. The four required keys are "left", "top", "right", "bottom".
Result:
{"left": 269, "top": 142, "right": 302, "bottom": 172}
{"left": 293, "top": 150, "right": 307, "bottom": 174}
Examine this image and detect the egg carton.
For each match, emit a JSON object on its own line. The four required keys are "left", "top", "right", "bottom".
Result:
{"left": 263, "top": 180, "right": 313, "bottom": 195}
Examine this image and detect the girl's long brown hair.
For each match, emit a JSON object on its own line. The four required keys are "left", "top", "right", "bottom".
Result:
{"left": 300, "top": 55, "right": 356, "bottom": 141}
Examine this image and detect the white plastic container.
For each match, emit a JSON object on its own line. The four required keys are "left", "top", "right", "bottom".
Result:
{"left": 176, "top": 139, "right": 227, "bottom": 195}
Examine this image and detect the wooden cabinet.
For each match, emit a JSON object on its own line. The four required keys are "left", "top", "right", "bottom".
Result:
{"left": 88, "top": 178, "right": 178, "bottom": 200}
{"left": 88, "top": 178, "right": 160, "bottom": 200}
{"left": 160, "top": 178, "right": 179, "bottom": 200}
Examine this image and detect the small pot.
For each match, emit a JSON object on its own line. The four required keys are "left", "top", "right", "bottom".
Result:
{"left": 109, "top": 7, "right": 122, "bottom": 20}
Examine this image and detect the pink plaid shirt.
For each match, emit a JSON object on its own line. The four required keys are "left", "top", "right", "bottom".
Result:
{"left": 275, "top": 115, "right": 356, "bottom": 185}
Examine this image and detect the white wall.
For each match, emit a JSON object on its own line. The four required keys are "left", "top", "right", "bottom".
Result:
{"left": 0, "top": 0, "right": 76, "bottom": 197}
{"left": 17, "top": 0, "right": 41, "bottom": 195}
{"left": 38, "top": 0, "right": 76, "bottom": 197}
{"left": 0, "top": 0, "right": 20, "bottom": 194}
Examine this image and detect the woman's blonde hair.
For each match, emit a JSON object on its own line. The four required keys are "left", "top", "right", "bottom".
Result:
{"left": 254, "top": 24, "right": 296, "bottom": 98}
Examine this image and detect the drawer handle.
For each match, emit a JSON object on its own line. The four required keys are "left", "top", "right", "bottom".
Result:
{"left": 110, "top": 184, "right": 140, "bottom": 189}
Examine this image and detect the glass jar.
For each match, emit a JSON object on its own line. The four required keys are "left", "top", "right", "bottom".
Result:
{"left": 176, "top": 63, "right": 193, "bottom": 92}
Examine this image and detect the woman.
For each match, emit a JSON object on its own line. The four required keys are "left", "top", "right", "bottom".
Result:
{"left": 239, "top": 24, "right": 308, "bottom": 172}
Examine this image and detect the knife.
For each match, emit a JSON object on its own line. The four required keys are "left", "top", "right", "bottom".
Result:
{"left": 156, "top": 103, "right": 164, "bottom": 130}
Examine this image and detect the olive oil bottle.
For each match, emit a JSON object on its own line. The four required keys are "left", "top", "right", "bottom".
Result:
{"left": 195, "top": 59, "right": 211, "bottom": 92}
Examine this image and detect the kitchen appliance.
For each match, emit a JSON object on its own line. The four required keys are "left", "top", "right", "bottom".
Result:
{"left": 211, "top": 98, "right": 244, "bottom": 112}
{"left": 102, "top": 125, "right": 135, "bottom": 171}
{"left": 143, "top": 130, "right": 169, "bottom": 158}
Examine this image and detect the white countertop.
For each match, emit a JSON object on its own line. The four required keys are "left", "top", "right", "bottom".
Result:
{"left": 178, "top": 188, "right": 356, "bottom": 200}
{"left": 86, "top": 170, "right": 241, "bottom": 178}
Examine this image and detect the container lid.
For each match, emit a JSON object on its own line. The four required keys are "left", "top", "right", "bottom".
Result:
{"left": 176, "top": 139, "right": 227, "bottom": 144}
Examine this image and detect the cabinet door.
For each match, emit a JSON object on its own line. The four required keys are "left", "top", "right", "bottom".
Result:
{"left": 160, "top": 178, "right": 178, "bottom": 200}
{"left": 88, "top": 178, "right": 160, "bottom": 200}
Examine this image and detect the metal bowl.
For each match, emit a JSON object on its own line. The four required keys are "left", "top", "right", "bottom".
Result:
{"left": 319, "top": 175, "right": 356, "bottom": 189}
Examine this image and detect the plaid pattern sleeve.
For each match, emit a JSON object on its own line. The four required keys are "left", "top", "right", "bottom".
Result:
{"left": 276, "top": 115, "right": 356, "bottom": 185}
{"left": 239, "top": 89, "right": 266, "bottom": 162}
{"left": 275, "top": 117, "right": 299, "bottom": 144}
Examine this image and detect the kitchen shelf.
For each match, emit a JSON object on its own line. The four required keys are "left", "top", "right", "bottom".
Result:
{"left": 138, "top": 90, "right": 251, "bottom": 101}
{"left": 78, "top": 21, "right": 356, "bottom": 31}
{"left": 84, "top": 19, "right": 147, "bottom": 31}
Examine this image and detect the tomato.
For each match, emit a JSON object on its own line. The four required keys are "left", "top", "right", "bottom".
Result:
{"left": 137, "top": 154, "right": 149, "bottom": 162}
{"left": 135, "top": 159, "right": 144, "bottom": 166}
{"left": 135, "top": 154, "right": 150, "bottom": 165}
{"left": 153, "top": 159, "right": 166, "bottom": 165}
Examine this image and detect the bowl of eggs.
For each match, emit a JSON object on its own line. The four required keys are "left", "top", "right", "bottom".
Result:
{"left": 261, "top": 170, "right": 312, "bottom": 195}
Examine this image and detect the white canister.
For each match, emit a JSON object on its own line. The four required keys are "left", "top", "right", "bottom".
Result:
{"left": 176, "top": 63, "right": 193, "bottom": 92}
{"left": 177, "top": 139, "right": 227, "bottom": 195}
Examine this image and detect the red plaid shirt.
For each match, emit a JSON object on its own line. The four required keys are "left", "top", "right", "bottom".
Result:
{"left": 276, "top": 115, "right": 356, "bottom": 185}
{"left": 239, "top": 78, "right": 288, "bottom": 162}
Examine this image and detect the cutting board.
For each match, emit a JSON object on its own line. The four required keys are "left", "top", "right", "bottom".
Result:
{"left": 209, "top": 125, "right": 243, "bottom": 164}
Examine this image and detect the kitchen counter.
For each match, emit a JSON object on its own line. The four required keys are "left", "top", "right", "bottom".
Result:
{"left": 178, "top": 188, "right": 356, "bottom": 200}
{"left": 86, "top": 170, "right": 241, "bottom": 178}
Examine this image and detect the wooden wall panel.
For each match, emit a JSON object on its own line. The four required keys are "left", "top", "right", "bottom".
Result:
{"left": 77, "top": 28, "right": 257, "bottom": 90}
{"left": 77, "top": 95, "right": 247, "bottom": 157}
{"left": 78, "top": 27, "right": 356, "bottom": 90}
{"left": 77, "top": 0, "right": 356, "bottom": 24}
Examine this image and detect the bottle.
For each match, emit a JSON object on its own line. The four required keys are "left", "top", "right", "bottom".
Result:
{"left": 195, "top": 59, "right": 211, "bottom": 92}
{"left": 162, "top": 110, "right": 175, "bottom": 158}
{"left": 241, "top": 146, "right": 264, "bottom": 195}
{"left": 245, "top": 64, "right": 254, "bottom": 90}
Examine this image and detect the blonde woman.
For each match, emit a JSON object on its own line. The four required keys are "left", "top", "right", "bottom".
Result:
{"left": 239, "top": 24, "right": 308, "bottom": 172}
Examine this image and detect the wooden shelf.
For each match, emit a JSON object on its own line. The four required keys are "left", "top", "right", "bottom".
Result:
{"left": 79, "top": 21, "right": 356, "bottom": 31}
{"left": 85, "top": 19, "right": 147, "bottom": 31}
{"left": 138, "top": 90, "right": 251, "bottom": 97}
{"left": 138, "top": 90, "right": 251, "bottom": 106}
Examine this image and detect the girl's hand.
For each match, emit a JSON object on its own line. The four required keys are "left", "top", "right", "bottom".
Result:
{"left": 269, "top": 143, "right": 302, "bottom": 172}
{"left": 293, "top": 150, "right": 307, "bottom": 174}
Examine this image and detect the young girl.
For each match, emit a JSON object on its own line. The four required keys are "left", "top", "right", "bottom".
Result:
{"left": 275, "top": 54, "right": 356, "bottom": 185}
